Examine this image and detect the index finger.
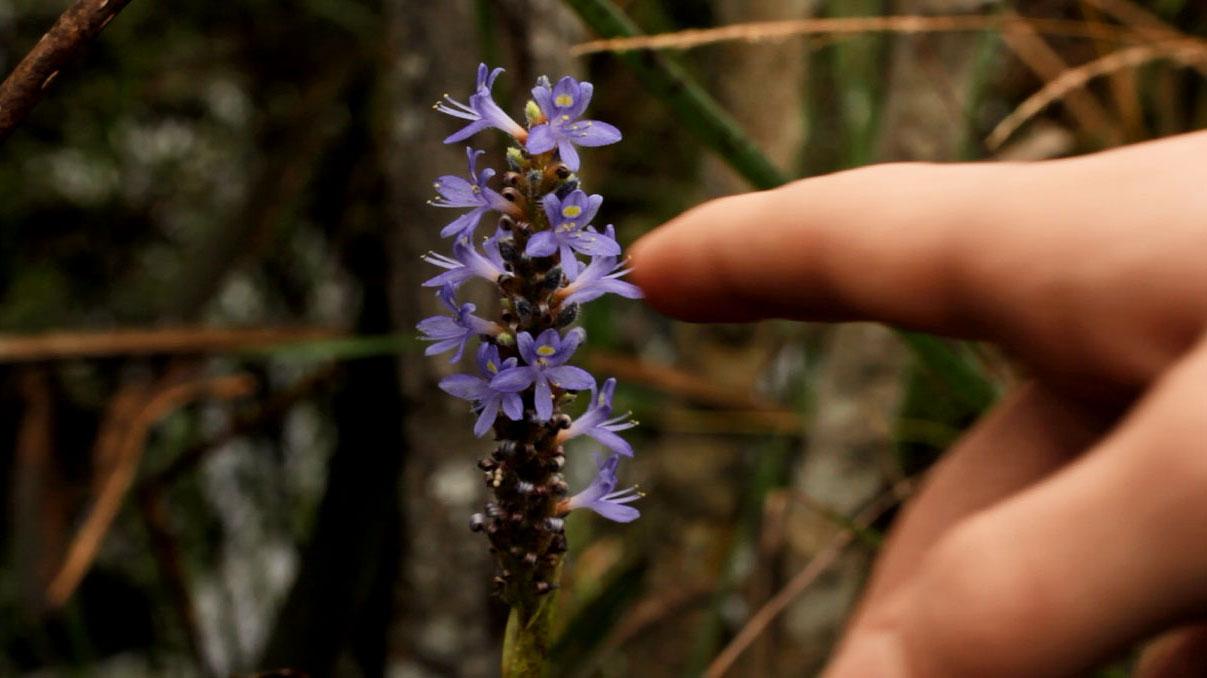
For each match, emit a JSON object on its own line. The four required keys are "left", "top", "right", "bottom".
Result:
{"left": 628, "top": 136, "right": 1207, "bottom": 388}
{"left": 630, "top": 162, "right": 1004, "bottom": 330}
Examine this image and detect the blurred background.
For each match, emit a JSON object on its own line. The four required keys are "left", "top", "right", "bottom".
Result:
{"left": 0, "top": 0, "right": 1204, "bottom": 676}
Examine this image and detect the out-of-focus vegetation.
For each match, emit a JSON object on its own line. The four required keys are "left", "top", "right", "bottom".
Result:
{"left": 0, "top": 0, "right": 1204, "bottom": 676}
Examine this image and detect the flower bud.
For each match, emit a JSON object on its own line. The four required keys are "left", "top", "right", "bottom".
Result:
{"left": 506, "top": 147, "right": 524, "bottom": 169}
{"left": 524, "top": 99, "right": 542, "bottom": 124}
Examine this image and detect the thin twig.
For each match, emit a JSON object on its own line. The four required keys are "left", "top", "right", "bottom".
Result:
{"left": 138, "top": 365, "right": 337, "bottom": 490}
{"left": 0, "top": 0, "right": 136, "bottom": 142}
{"left": 987, "top": 41, "right": 1207, "bottom": 150}
{"left": 46, "top": 372, "right": 256, "bottom": 607}
{"left": 138, "top": 487, "right": 217, "bottom": 677}
{"left": 587, "top": 351, "right": 783, "bottom": 411}
{"left": 703, "top": 482, "right": 910, "bottom": 678}
{"left": 570, "top": 15, "right": 1172, "bottom": 56}
{"left": 0, "top": 326, "right": 339, "bottom": 363}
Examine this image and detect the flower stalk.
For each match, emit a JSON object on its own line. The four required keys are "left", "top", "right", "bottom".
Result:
{"left": 420, "top": 65, "right": 643, "bottom": 675}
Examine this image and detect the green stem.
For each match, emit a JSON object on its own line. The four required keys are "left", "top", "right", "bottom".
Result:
{"left": 502, "top": 597, "right": 557, "bottom": 678}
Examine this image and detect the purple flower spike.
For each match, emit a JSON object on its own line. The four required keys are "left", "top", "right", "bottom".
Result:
{"left": 490, "top": 328, "right": 595, "bottom": 420}
{"left": 525, "top": 190, "right": 619, "bottom": 279}
{"left": 417, "top": 285, "right": 502, "bottom": 363}
{"left": 436, "top": 64, "right": 528, "bottom": 144}
{"left": 422, "top": 236, "right": 506, "bottom": 289}
{"left": 563, "top": 453, "right": 641, "bottom": 523}
{"left": 430, "top": 147, "right": 516, "bottom": 239}
{"left": 440, "top": 344, "right": 525, "bottom": 437}
{"left": 526, "top": 76, "right": 621, "bottom": 171}
{"left": 557, "top": 378, "right": 636, "bottom": 457}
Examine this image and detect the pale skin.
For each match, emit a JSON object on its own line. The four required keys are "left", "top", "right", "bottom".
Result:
{"left": 628, "top": 130, "right": 1207, "bottom": 677}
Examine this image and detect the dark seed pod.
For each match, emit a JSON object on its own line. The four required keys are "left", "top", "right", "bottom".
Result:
{"left": 548, "top": 454, "right": 565, "bottom": 471}
{"left": 498, "top": 215, "right": 515, "bottom": 231}
{"left": 501, "top": 187, "right": 523, "bottom": 203}
{"left": 495, "top": 441, "right": 517, "bottom": 459}
{"left": 550, "top": 478, "right": 569, "bottom": 496}
{"left": 515, "top": 298, "right": 535, "bottom": 322}
{"left": 555, "top": 179, "right": 579, "bottom": 199}
{"left": 545, "top": 517, "right": 565, "bottom": 532}
{"left": 503, "top": 171, "right": 522, "bottom": 187}
{"left": 555, "top": 164, "right": 572, "bottom": 180}
{"left": 549, "top": 534, "right": 568, "bottom": 553}
{"left": 534, "top": 581, "right": 557, "bottom": 595}
{"left": 515, "top": 481, "right": 535, "bottom": 495}
{"left": 556, "top": 303, "right": 579, "bottom": 327}
{"left": 478, "top": 458, "right": 497, "bottom": 471}
{"left": 499, "top": 241, "right": 518, "bottom": 262}
{"left": 469, "top": 513, "right": 487, "bottom": 532}
{"left": 522, "top": 552, "right": 539, "bottom": 566}
{"left": 552, "top": 413, "right": 572, "bottom": 430}
{"left": 542, "top": 267, "right": 563, "bottom": 291}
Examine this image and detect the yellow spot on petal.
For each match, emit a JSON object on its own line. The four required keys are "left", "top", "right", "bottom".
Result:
{"left": 562, "top": 205, "right": 583, "bottom": 218}
{"left": 537, "top": 345, "right": 557, "bottom": 357}
{"left": 487, "top": 360, "right": 498, "bottom": 373}
{"left": 555, "top": 94, "right": 574, "bottom": 107}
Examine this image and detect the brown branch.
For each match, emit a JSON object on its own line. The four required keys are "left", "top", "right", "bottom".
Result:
{"left": 0, "top": 0, "right": 136, "bottom": 143}
{"left": 0, "top": 326, "right": 339, "bottom": 363}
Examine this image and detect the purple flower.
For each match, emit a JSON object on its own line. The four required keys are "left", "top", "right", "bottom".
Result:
{"left": 562, "top": 453, "right": 641, "bottom": 523}
{"left": 417, "top": 285, "right": 502, "bottom": 363}
{"left": 422, "top": 235, "right": 505, "bottom": 289}
{"left": 557, "top": 378, "right": 636, "bottom": 457}
{"left": 490, "top": 328, "right": 595, "bottom": 420}
{"left": 436, "top": 64, "right": 528, "bottom": 144}
{"left": 526, "top": 76, "right": 621, "bottom": 171}
{"left": 430, "top": 147, "right": 516, "bottom": 239}
{"left": 556, "top": 249, "right": 642, "bottom": 306}
{"left": 525, "top": 190, "right": 620, "bottom": 279}
{"left": 440, "top": 344, "right": 525, "bottom": 437}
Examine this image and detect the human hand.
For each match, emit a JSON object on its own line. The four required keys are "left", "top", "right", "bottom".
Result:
{"left": 629, "top": 131, "right": 1207, "bottom": 677}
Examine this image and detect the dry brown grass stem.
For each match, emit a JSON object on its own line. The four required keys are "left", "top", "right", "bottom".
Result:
{"left": 0, "top": 326, "right": 338, "bottom": 363}
{"left": 999, "top": 11, "right": 1121, "bottom": 146}
{"left": 703, "top": 480, "right": 912, "bottom": 678}
{"left": 987, "top": 40, "right": 1207, "bottom": 150}
{"left": 569, "top": 15, "right": 1171, "bottom": 56}
{"left": 46, "top": 373, "right": 256, "bottom": 608}
{"left": 587, "top": 350, "right": 783, "bottom": 411}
